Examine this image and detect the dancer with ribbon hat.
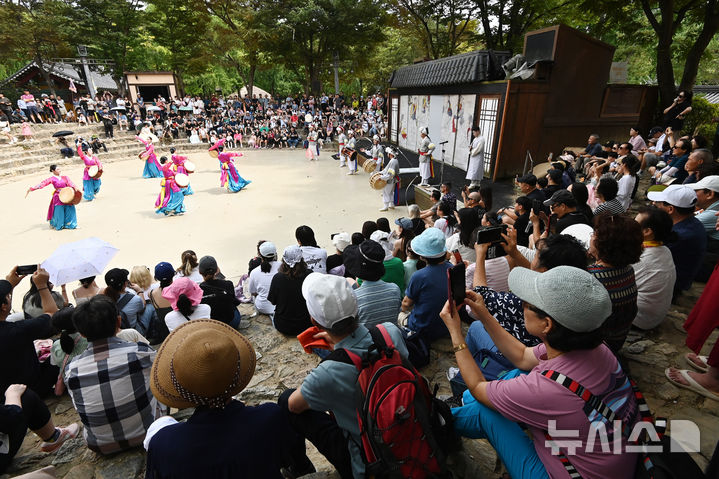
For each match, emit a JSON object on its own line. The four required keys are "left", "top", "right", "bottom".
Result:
{"left": 209, "top": 138, "right": 251, "bottom": 192}
{"left": 418, "top": 127, "right": 436, "bottom": 186}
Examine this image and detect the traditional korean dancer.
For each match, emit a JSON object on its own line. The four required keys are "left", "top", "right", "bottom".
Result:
{"left": 25, "top": 165, "right": 78, "bottom": 230}
{"left": 78, "top": 144, "right": 102, "bottom": 201}
{"left": 155, "top": 156, "right": 186, "bottom": 216}
{"left": 379, "top": 147, "right": 400, "bottom": 211}
{"left": 170, "top": 147, "right": 194, "bottom": 196}
{"left": 136, "top": 135, "right": 162, "bottom": 178}
{"left": 209, "top": 139, "right": 251, "bottom": 193}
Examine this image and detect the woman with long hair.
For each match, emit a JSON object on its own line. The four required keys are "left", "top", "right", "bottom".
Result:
{"left": 248, "top": 242, "right": 281, "bottom": 315}
{"left": 22, "top": 277, "right": 65, "bottom": 319}
{"left": 446, "top": 207, "right": 481, "bottom": 263}
{"left": 175, "top": 250, "right": 202, "bottom": 283}
{"left": 568, "top": 182, "right": 593, "bottom": 223}
{"left": 25, "top": 165, "right": 78, "bottom": 230}
{"left": 433, "top": 200, "right": 458, "bottom": 239}
{"left": 136, "top": 135, "right": 162, "bottom": 178}
{"left": 267, "top": 245, "right": 312, "bottom": 335}
{"left": 392, "top": 218, "right": 415, "bottom": 262}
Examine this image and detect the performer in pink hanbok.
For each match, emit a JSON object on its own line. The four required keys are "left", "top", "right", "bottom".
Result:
{"left": 155, "top": 156, "right": 185, "bottom": 216}
{"left": 78, "top": 144, "right": 102, "bottom": 201}
{"left": 136, "top": 135, "right": 162, "bottom": 178}
{"left": 25, "top": 165, "right": 78, "bottom": 230}
{"left": 209, "top": 138, "right": 251, "bottom": 193}
{"left": 169, "top": 147, "right": 193, "bottom": 196}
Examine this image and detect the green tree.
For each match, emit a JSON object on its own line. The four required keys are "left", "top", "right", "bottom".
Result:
{"left": 71, "top": 0, "right": 145, "bottom": 96}
{"left": 0, "top": 0, "right": 72, "bottom": 96}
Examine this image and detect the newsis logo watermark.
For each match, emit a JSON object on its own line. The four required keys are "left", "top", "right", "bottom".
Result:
{"left": 545, "top": 419, "right": 701, "bottom": 455}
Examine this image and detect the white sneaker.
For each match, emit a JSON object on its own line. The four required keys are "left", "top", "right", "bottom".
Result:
{"left": 388, "top": 204, "right": 395, "bottom": 209}
{"left": 347, "top": 171, "right": 354, "bottom": 175}
{"left": 379, "top": 207, "right": 388, "bottom": 211}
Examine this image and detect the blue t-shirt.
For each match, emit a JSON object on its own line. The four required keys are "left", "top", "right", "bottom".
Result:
{"left": 696, "top": 200, "right": 719, "bottom": 241}
{"left": 405, "top": 262, "right": 452, "bottom": 341}
{"left": 668, "top": 216, "right": 707, "bottom": 290}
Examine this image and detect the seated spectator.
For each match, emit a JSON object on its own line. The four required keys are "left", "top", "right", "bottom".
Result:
{"left": 654, "top": 138, "right": 691, "bottom": 184}
{"left": 376, "top": 217, "right": 391, "bottom": 234}
{"left": 440, "top": 181, "right": 457, "bottom": 211}
{"left": 369, "top": 230, "right": 405, "bottom": 291}
{"left": 648, "top": 185, "right": 707, "bottom": 295}
{"left": 145, "top": 320, "right": 311, "bottom": 478}
{"left": 129, "top": 266, "right": 157, "bottom": 302}
{"left": 433, "top": 200, "right": 457, "bottom": 239}
{"left": 296, "top": 225, "right": 328, "bottom": 273}
{"left": 462, "top": 188, "right": 486, "bottom": 221}
{"left": 468, "top": 211, "right": 512, "bottom": 292}
{"left": 632, "top": 206, "right": 677, "bottom": 330}
{"left": 446, "top": 208, "right": 481, "bottom": 263}
{"left": 593, "top": 177, "right": 624, "bottom": 216}
{"left": 66, "top": 295, "right": 161, "bottom": 454}
{"left": 543, "top": 189, "right": 591, "bottom": 234}
{"left": 248, "top": 240, "right": 268, "bottom": 274}
{"left": 515, "top": 174, "right": 545, "bottom": 205}
{"left": 162, "top": 278, "right": 211, "bottom": 332}
{"left": 0, "top": 383, "right": 78, "bottom": 472}
{"left": 543, "top": 169, "right": 562, "bottom": 200}
{"left": 503, "top": 196, "right": 531, "bottom": 247}
{"left": 268, "top": 246, "right": 312, "bottom": 336}
{"left": 407, "top": 204, "right": 426, "bottom": 236}
{"left": 402, "top": 227, "right": 451, "bottom": 342}
{"left": 403, "top": 243, "right": 423, "bottom": 287}
{"left": 361, "top": 220, "right": 378, "bottom": 239}
{"left": 616, "top": 154, "right": 640, "bottom": 211}
{"left": 419, "top": 190, "right": 441, "bottom": 224}
{"left": 327, "top": 233, "right": 351, "bottom": 276}
{"left": 629, "top": 126, "right": 646, "bottom": 155}
{"left": 22, "top": 277, "right": 65, "bottom": 319}
{"left": 1, "top": 268, "right": 61, "bottom": 399}
{"left": 72, "top": 276, "right": 99, "bottom": 305}
{"left": 147, "top": 262, "right": 175, "bottom": 344}
{"left": 279, "top": 273, "right": 408, "bottom": 479}
{"left": 588, "top": 214, "right": 642, "bottom": 352}
{"left": 689, "top": 175, "right": 719, "bottom": 281}
{"left": 174, "top": 250, "right": 202, "bottom": 283}
{"left": 683, "top": 148, "right": 717, "bottom": 184}
{"left": 391, "top": 218, "right": 414, "bottom": 261}
{"left": 568, "top": 182, "right": 593, "bottom": 224}
{"left": 444, "top": 266, "right": 639, "bottom": 479}
{"left": 344, "top": 241, "right": 401, "bottom": 327}
{"left": 102, "top": 268, "right": 145, "bottom": 332}
{"left": 198, "top": 256, "right": 241, "bottom": 328}
{"left": 50, "top": 307, "right": 87, "bottom": 392}
{"left": 249, "top": 242, "right": 280, "bottom": 315}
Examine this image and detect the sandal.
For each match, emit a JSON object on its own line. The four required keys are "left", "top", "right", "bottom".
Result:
{"left": 665, "top": 368, "right": 719, "bottom": 402}
{"left": 684, "top": 353, "right": 709, "bottom": 373}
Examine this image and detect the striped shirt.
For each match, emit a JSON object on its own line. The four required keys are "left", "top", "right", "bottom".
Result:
{"left": 588, "top": 264, "right": 638, "bottom": 352}
{"left": 593, "top": 197, "right": 625, "bottom": 216}
{"left": 66, "top": 337, "right": 162, "bottom": 454}
{"left": 353, "top": 280, "right": 402, "bottom": 328}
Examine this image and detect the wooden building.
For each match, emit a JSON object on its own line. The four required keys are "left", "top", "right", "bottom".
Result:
{"left": 125, "top": 72, "right": 180, "bottom": 104}
{"left": 387, "top": 24, "right": 658, "bottom": 180}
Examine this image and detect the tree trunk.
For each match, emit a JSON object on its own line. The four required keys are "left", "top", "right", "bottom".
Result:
{"left": 247, "top": 63, "right": 256, "bottom": 98}
{"left": 655, "top": 34, "right": 676, "bottom": 108}
{"left": 679, "top": 1, "right": 719, "bottom": 91}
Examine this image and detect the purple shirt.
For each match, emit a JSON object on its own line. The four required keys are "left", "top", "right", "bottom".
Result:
{"left": 486, "top": 343, "right": 639, "bottom": 478}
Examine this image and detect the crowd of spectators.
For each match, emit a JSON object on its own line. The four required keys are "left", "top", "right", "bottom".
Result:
{"left": 3, "top": 87, "right": 719, "bottom": 478}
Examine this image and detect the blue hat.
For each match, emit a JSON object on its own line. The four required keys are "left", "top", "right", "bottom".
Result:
{"left": 395, "top": 217, "right": 413, "bottom": 230}
{"left": 154, "top": 262, "right": 175, "bottom": 282}
{"left": 410, "top": 227, "right": 447, "bottom": 258}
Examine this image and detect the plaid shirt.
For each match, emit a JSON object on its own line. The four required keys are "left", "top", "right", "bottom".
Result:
{"left": 65, "top": 337, "right": 161, "bottom": 454}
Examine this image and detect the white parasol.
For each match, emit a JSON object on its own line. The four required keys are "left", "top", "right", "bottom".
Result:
{"left": 41, "top": 237, "right": 119, "bottom": 286}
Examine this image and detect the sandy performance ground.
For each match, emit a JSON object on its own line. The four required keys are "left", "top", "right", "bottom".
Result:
{"left": 0, "top": 148, "right": 408, "bottom": 308}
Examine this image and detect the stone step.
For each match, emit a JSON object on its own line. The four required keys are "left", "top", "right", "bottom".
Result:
{"left": 0, "top": 142, "right": 216, "bottom": 179}
{"left": 4, "top": 123, "right": 107, "bottom": 138}
{"left": 0, "top": 136, "right": 157, "bottom": 160}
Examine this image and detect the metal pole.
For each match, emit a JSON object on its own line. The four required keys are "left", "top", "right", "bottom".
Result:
{"left": 333, "top": 51, "right": 340, "bottom": 94}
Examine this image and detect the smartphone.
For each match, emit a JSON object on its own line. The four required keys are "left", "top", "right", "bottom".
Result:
{"left": 532, "top": 199, "right": 543, "bottom": 215}
{"left": 16, "top": 264, "right": 38, "bottom": 275}
{"left": 447, "top": 262, "right": 466, "bottom": 307}
{"left": 474, "top": 225, "right": 508, "bottom": 245}
{"left": 451, "top": 249, "right": 462, "bottom": 264}
{"left": 548, "top": 214, "right": 557, "bottom": 234}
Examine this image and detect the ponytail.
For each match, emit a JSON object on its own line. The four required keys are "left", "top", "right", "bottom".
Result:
{"left": 176, "top": 294, "right": 194, "bottom": 317}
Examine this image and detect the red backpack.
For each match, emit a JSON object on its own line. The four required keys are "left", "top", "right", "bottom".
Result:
{"left": 325, "top": 324, "right": 457, "bottom": 479}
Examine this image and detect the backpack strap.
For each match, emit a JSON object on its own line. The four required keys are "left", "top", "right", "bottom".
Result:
{"left": 368, "top": 324, "right": 396, "bottom": 357}
{"left": 323, "top": 348, "right": 363, "bottom": 371}
{"left": 116, "top": 293, "right": 134, "bottom": 311}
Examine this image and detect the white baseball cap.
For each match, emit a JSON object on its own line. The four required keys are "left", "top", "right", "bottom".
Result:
{"left": 302, "top": 272, "right": 358, "bottom": 329}
{"left": 332, "top": 232, "right": 351, "bottom": 252}
{"left": 647, "top": 184, "right": 697, "bottom": 208}
{"left": 689, "top": 175, "right": 719, "bottom": 193}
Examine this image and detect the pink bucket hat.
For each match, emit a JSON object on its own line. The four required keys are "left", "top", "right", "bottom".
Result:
{"left": 161, "top": 277, "right": 204, "bottom": 311}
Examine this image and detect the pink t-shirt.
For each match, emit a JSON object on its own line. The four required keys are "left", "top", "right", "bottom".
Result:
{"left": 486, "top": 343, "right": 639, "bottom": 479}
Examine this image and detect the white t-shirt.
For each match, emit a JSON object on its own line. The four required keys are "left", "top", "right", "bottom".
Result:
{"left": 300, "top": 246, "right": 328, "bottom": 273}
{"left": 632, "top": 246, "right": 676, "bottom": 330}
{"left": 174, "top": 267, "right": 203, "bottom": 284}
{"left": 248, "top": 261, "right": 280, "bottom": 315}
{"left": 445, "top": 233, "right": 476, "bottom": 263}
{"left": 617, "top": 174, "right": 636, "bottom": 212}
{"left": 165, "top": 303, "right": 212, "bottom": 332}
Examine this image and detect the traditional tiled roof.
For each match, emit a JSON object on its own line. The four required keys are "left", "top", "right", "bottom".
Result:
{"left": 1, "top": 61, "right": 117, "bottom": 90}
{"left": 694, "top": 85, "right": 719, "bottom": 104}
{"left": 389, "top": 50, "right": 511, "bottom": 89}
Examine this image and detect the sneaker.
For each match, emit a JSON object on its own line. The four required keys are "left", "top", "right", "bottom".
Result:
{"left": 41, "top": 423, "right": 80, "bottom": 453}
{"left": 379, "top": 207, "right": 388, "bottom": 211}
{"left": 388, "top": 204, "right": 395, "bottom": 209}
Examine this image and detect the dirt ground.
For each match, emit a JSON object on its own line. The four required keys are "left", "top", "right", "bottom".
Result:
{"left": 0, "top": 147, "right": 407, "bottom": 308}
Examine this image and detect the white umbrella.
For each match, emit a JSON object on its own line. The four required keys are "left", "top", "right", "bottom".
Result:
{"left": 146, "top": 105, "right": 161, "bottom": 112}
{"left": 42, "top": 237, "right": 119, "bottom": 286}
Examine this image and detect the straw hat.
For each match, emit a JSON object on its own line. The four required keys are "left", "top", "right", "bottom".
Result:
{"left": 150, "top": 320, "right": 256, "bottom": 409}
